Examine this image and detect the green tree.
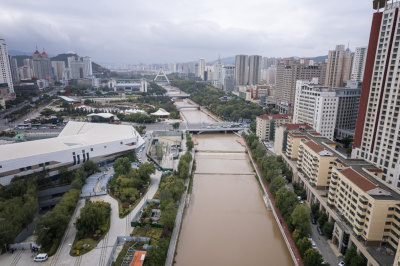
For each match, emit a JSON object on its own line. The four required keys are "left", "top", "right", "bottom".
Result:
{"left": 323, "top": 221, "right": 334, "bottom": 239}
{"left": 317, "top": 212, "right": 328, "bottom": 228}
{"left": 291, "top": 204, "right": 311, "bottom": 236}
{"left": 138, "top": 162, "right": 155, "bottom": 182}
{"left": 344, "top": 247, "right": 367, "bottom": 266}
{"left": 83, "top": 160, "right": 98, "bottom": 175}
{"left": 159, "top": 202, "right": 177, "bottom": 230}
{"left": 303, "top": 248, "right": 323, "bottom": 266}
{"left": 177, "top": 160, "right": 189, "bottom": 179}
{"left": 297, "top": 237, "right": 312, "bottom": 258}
{"left": 114, "top": 157, "right": 131, "bottom": 176}
{"left": 269, "top": 176, "right": 286, "bottom": 196}
{"left": 275, "top": 187, "right": 298, "bottom": 217}
{"left": 144, "top": 238, "right": 169, "bottom": 265}
{"left": 76, "top": 201, "right": 111, "bottom": 235}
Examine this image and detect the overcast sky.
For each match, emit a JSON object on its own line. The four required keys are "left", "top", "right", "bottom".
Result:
{"left": 1, "top": 0, "right": 374, "bottom": 64}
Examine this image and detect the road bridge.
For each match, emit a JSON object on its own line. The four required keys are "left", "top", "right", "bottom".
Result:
{"left": 185, "top": 122, "right": 245, "bottom": 134}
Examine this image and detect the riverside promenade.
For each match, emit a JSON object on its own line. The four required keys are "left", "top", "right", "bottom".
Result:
{"left": 244, "top": 139, "right": 303, "bottom": 266}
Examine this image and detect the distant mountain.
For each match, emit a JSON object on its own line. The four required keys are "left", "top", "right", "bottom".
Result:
{"left": 50, "top": 53, "right": 78, "bottom": 65}
{"left": 8, "top": 49, "right": 36, "bottom": 57}
{"left": 209, "top": 56, "right": 235, "bottom": 65}
{"left": 312, "top": 55, "right": 328, "bottom": 63}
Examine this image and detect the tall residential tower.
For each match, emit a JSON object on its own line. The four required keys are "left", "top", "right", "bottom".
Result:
{"left": 353, "top": 1, "right": 400, "bottom": 188}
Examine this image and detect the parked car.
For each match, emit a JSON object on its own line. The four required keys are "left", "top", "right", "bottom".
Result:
{"left": 317, "top": 225, "right": 324, "bottom": 235}
{"left": 311, "top": 213, "right": 317, "bottom": 224}
{"left": 338, "top": 261, "right": 346, "bottom": 266}
{"left": 34, "top": 253, "right": 48, "bottom": 262}
{"left": 311, "top": 241, "right": 317, "bottom": 250}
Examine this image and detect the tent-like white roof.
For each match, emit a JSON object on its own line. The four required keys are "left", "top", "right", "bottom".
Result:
{"left": 151, "top": 108, "right": 170, "bottom": 116}
{"left": 59, "top": 96, "right": 80, "bottom": 103}
{"left": 87, "top": 113, "right": 119, "bottom": 120}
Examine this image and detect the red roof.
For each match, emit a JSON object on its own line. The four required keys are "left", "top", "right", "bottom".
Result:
{"left": 130, "top": 251, "right": 146, "bottom": 266}
{"left": 258, "top": 114, "right": 293, "bottom": 120}
{"left": 42, "top": 51, "right": 47, "bottom": 55}
{"left": 34, "top": 50, "right": 40, "bottom": 54}
{"left": 282, "top": 123, "right": 312, "bottom": 130}
{"left": 304, "top": 140, "right": 325, "bottom": 153}
{"left": 340, "top": 168, "right": 380, "bottom": 192}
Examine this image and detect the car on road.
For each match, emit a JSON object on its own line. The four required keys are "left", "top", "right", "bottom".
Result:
{"left": 311, "top": 213, "right": 316, "bottom": 224}
{"left": 338, "top": 261, "right": 346, "bottom": 266}
{"left": 311, "top": 241, "right": 317, "bottom": 250}
{"left": 34, "top": 253, "right": 48, "bottom": 262}
{"left": 317, "top": 225, "right": 324, "bottom": 235}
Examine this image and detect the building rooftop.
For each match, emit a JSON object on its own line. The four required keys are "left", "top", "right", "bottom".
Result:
{"left": 304, "top": 140, "right": 325, "bottom": 153}
{"left": 290, "top": 131, "right": 400, "bottom": 201}
{"left": 0, "top": 122, "right": 143, "bottom": 162}
{"left": 258, "top": 113, "right": 293, "bottom": 120}
{"left": 281, "top": 123, "right": 312, "bottom": 130}
{"left": 130, "top": 251, "right": 146, "bottom": 266}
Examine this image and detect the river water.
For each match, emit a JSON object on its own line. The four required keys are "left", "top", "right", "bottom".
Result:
{"left": 174, "top": 99, "right": 293, "bottom": 266}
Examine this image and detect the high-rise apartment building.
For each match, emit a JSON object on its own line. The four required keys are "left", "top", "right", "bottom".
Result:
{"left": 293, "top": 79, "right": 338, "bottom": 140}
{"left": 82, "top": 56, "right": 93, "bottom": 78}
{"left": 275, "top": 58, "right": 326, "bottom": 114}
{"left": 0, "top": 39, "right": 15, "bottom": 107}
{"left": 235, "top": 55, "right": 249, "bottom": 86}
{"left": 248, "top": 55, "right": 262, "bottom": 85}
{"left": 351, "top": 47, "right": 367, "bottom": 82}
{"left": 325, "top": 45, "right": 352, "bottom": 87}
{"left": 32, "top": 49, "right": 52, "bottom": 80}
{"left": 51, "top": 61, "right": 66, "bottom": 82}
{"left": 9, "top": 56, "right": 19, "bottom": 84}
{"left": 334, "top": 81, "right": 361, "bottom": 140}
{"left": 223, "top": 65, "right": 235, "bottom": 92}
{"left": 197, "top": 58, "right": 205, "bottom": 80}
{"left": 353, "top": 2, "right": 400, "bottom": 188}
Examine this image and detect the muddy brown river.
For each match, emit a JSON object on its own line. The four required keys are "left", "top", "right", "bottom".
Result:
{"left": 174, "top": 100, "right": 293, "bottom": 266}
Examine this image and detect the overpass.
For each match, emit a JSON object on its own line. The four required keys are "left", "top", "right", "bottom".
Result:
{"left": 185, "top": 122, "right": 245, "bottom": 134}
{"left": 166, "top": 92, "right": 190, "bottom": 99}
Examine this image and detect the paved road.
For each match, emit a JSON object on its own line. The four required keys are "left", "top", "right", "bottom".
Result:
{"left": 310, "top": 223, "right": 342, "bottom": 265}
{"left": 0, "top": 170, "right": 162, "bottom": 266}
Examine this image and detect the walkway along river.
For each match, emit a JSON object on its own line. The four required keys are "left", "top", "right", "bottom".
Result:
{"left": 173, "top": 99, "right": 293, "bottom": 266}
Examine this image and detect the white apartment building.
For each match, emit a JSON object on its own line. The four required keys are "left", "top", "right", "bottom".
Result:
{"left": 293, "top": 79, "right": 338, "bottom": 140}
{"left": 256, "top": 113, "right": 293, "bottom": 141}
{"left": 197, "top": 58, "right": 205, "bottom": 80}
{"left": 0, "top": 39, "right": 14, "bottom": 107}
{"left": 351, "top": 46, "right": 367, "bottom": 82}
{"left": 0, "top": 122, "right": 144, "bottom": 186}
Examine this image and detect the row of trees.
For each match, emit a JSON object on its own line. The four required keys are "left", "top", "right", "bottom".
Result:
{"left": 0, "top": 179, "right": 38, "bottom": 251}
{"left": 171, "top": 80, "right": 270, "bottom": 121}
{"left": 109, "top": 156, "right": 155, "bottom": 217}
{"left": 35, "top": 162, "right": 96, "bottom": 255}
{"left": 147, "top": 82, "right": 167, "bottom": 95}
{"left": 244, "top": 133, "right": 325, "bottom": 266}
{"left": 144, "top": 152, "right": 193, "bottom": 265}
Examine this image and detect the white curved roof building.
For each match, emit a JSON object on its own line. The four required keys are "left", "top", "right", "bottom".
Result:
{"left": 0, "top": 121, "right": 144, "bottom": 186}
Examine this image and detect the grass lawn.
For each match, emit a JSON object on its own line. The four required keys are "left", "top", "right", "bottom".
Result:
{"left": 70, "top": 219, "right": 110, "bottom": 256}
{"left": 112, "top": 186, "right": 149, "bottom": 218}
{"left": 132, "top": 226, "right": 163, "bottom": 245}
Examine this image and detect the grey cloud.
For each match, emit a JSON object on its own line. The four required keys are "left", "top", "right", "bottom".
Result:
{"left": 0, "top": 0, "right": 374, "bottom": 64}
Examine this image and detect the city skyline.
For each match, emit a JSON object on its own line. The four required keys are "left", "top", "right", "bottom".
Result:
{"left": 1, "top": 0, "right": 372, "bottom": 64}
